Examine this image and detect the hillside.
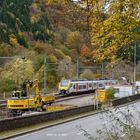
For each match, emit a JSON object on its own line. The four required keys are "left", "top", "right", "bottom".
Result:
{"left": 0, "top": 0, "right": 140, "bottom": 94}
{"left": 0, "top": 0, "right": 90, "bottom": 94}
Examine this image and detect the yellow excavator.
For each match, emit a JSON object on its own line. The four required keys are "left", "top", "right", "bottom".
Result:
{"left": 7, "top": 79, "right": 55, "bottom": 116}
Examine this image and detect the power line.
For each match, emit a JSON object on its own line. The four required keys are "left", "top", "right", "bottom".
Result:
{"left": 0, "top": 57, "right": 17, "bottom": 59}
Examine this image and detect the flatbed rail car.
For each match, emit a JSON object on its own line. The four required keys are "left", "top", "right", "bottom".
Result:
{"left": 58, "top": 79, "right": 118, "bottom": 95}
{"left": 7, "top": 79, "right": 55, "bottom": 116}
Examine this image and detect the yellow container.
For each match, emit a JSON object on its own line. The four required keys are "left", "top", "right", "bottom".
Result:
{"left": 42, "top": 95, "right": 55, "bottom": 103}
{"left": 95, "top": 90, "right": 106, "bottom": 103}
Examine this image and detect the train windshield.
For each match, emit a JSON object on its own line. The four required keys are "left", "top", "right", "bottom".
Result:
{"left": 61, "top": 80, "right": 69, "bottom": 86}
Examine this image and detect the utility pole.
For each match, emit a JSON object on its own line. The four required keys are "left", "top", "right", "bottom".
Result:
{"left": 0, "top": 57, "right": 17, "bottom": 59}
{"left": 65, "top": 62, "right": 68, "bottom": 79}
{"left": 76, "top": 59, "right": 79, "bottom": 80}
{"left": 44, "top": 48, "right": 47, "bottom": 94}
{"left": 133, "top": 42, "right": 136, "bottom": 94}
{"left": 101, "top": 63, "right": 104, "bottom": 79}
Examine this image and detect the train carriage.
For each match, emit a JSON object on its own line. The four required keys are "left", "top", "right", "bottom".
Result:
{"left": 58, "top": 79, "right": 118, "bottom": 95}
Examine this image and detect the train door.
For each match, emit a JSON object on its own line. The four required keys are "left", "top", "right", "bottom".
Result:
{"left": 93, "top": 82, "right": 97, "bottom": 90}
{"left": 76, "top": 83, "right": 78, "bottom": 95}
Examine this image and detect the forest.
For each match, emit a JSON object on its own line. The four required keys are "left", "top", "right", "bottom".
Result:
{"left": 0, "top": 0, "right": 140, "bottom": 94}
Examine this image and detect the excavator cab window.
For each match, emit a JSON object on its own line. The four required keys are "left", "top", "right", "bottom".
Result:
{"left": 12, "top": 91, "right": 20, "bottom": 98}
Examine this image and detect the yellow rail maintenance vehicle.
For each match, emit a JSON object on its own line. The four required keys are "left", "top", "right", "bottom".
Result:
{"left": 7, "top": 79, "right": 55, "bottom": 116}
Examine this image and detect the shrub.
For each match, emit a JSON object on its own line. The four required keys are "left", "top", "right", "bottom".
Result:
{"left": 105, "top": 87, "right": 115, "bottom": 103}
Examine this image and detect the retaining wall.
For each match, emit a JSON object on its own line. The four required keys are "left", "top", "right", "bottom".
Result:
{"left": 0, "top": 105, "right": 95, "bottom": 132}
{"left": 112, "top": 94, "right": 140, "bottom": 106}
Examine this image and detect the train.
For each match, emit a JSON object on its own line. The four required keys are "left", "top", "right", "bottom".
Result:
{"left": 58, "top": 79, "right": 118, "bottom": 95}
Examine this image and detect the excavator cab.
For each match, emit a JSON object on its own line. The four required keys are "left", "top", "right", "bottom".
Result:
{"left": 12, "top": 91, "right": 21, "bottom": 98}
{"left": 10, "top": 80, "right": 33, "bottom": 99}
{"left": 19, "top": 80, "right": 33, "bottom": 97}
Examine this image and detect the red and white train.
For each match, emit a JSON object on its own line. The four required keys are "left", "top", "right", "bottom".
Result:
{"left": 58, "top": 79, "right": 118, "bottom": 95}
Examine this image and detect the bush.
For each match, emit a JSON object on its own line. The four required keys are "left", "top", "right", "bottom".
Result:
{"left": 105, "top": 87, "right": 115, "bottom": 101}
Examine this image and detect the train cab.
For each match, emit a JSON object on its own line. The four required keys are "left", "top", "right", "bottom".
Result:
{"left": 58, "top": 80, "right": 71, "bottom": 95}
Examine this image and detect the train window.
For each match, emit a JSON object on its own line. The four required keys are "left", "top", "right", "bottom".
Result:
{"left": 79, "top": 85, "right": 82, "bottom": 89}
{"left": 73, "top": 85, "right": 75, "bottom": 89}
{"left": 99, "top": 83, "right": 103, "bottom": 87}
{"left": 89, "top": 83, "right": 92, "bottom": 87}
{"left": 83, "top": 85, "right": 86, "bottom": 89}
{"left": 112, "top": 82, "right": 115, "bottom": 85}
{"left": 93, "top": 83, "right": 97, "bottom": 87}
{"left": 78, "top": 85, "right": 87, "bottom": 89}
{"left": 115, "top": 88, "right": 119, "bottom": 93}
{"left": 61, "top": 80, "right": 68, "bottom": 86}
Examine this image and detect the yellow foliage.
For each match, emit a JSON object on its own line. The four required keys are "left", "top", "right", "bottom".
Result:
{"left": 90, "top": 0, "right": 140, "bottom": 64}
{"left": 9, "top": 34, "right": 19, "bottom": 47}
{"left": 9, "top": 58, "right": 34, "bottom": 84}
{"left": 31, "top": 15, "right": 41, "bottom": 24}
{"left": 66, "top": 31, "right": 84, "bottom": 55}
{"left": 47, "top": 0, "right": 69, "bottom": 5}
{"left": 80, "top": 69, "right": 102, "bottom": 79}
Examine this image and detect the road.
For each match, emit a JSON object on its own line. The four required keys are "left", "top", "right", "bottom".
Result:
{"left": 11, "top": 101, "right": 140, "bottom": 140}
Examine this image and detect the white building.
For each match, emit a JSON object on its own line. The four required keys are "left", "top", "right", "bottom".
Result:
{"left": 136, "top": 81, "right": 140, "bottom": 94}
{"left": 105, "top": 85, "right": 134, "bottom": 98}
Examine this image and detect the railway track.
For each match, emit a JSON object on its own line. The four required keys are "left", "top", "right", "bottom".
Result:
{"left": 56, "top": 93, "right": 94, "bottom": 102}
{"left": 0, "top": 100, "right": 7, "bottom": 104}
{"left": 0, "top": 93, "right": 94, "bottom": 119}
{"left": 0, "top": 104, "right": 8, "bottom": 120}
{"left": 0, "top": 92, "right": 94, "bottom": 106}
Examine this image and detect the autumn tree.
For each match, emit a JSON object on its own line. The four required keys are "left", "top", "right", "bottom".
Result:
{"left": 57, "top": 56, "right": 76, "bottom": 79}
{"left": 66, "top": 31, "right": 85, "bottom": 57}
{"left": 0, "top": 43, "right": 14, "bottom": 57}
{"left": 53, "top": 26, "right": 70, "bottom": 45}
{"left": 46, "top": 0, "right": 88, "bottom": 47}
{"left": 37, "top": 54, "right": 58, "bottom": 90}
{"left": 80, "top": 45, "right": 93, "bottom": 64}
{"left": 80, "top": 69, "right": 101, "bottom": 79}
{"left": 0, "top": 57, "right": 34, "bottom": 93}
{"left": 47, "top": 0, "right": 71, "bottom": 5}
{"left": 91, "top": 0, "right": 140, "bottom": 64}
{"left": 9, "top": 34, "right": 19, "bottom": 47}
